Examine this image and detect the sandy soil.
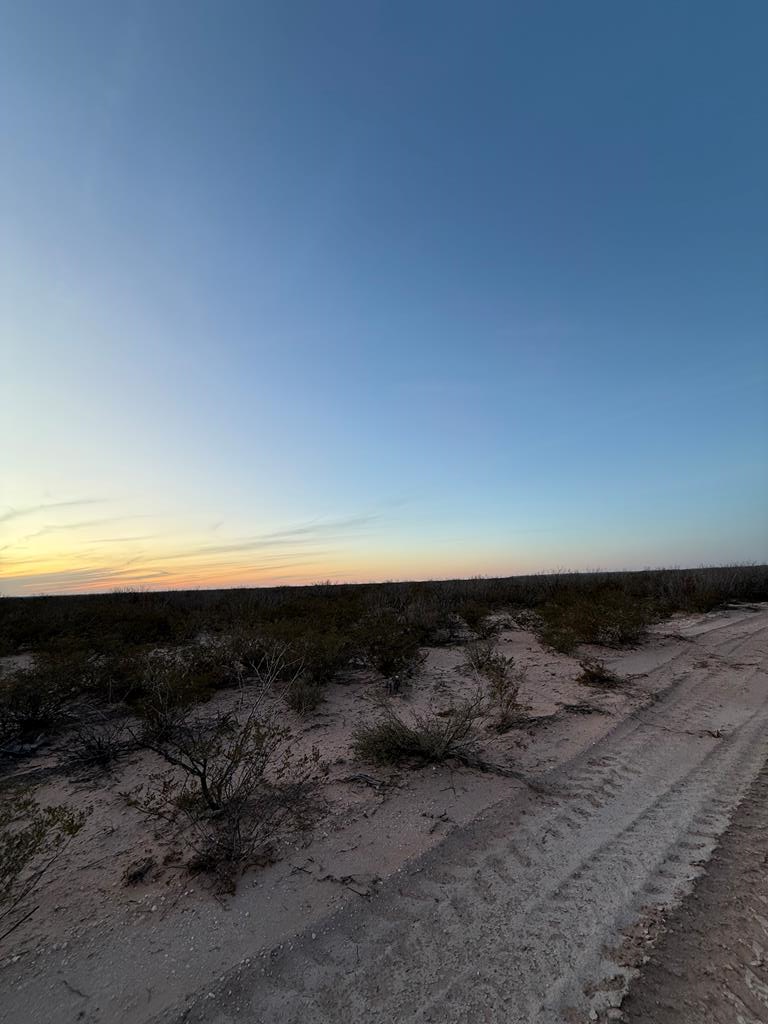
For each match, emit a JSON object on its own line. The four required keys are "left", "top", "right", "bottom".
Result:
{"left": 1, "top": 605, "right": 767, "bottom": 1023}
{"left": 621, "top": 746, "right": 768, "bottom": 1023}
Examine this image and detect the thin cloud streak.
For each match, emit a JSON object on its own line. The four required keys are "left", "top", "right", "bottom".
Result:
{"left": 4, "top": 566, "right": 172, "bottom": 594}
{"left": 0, "top": 498, "right": 105, "bottom": 525}
{"left": 2, "top": 553, "right": 330, "bottom": 595}
{"left": 87, "top": 534, "right": 163, "bottom": 544}
{"left": 144, "top": 514, "right": 381, "bottom": 562}
{"left": 0, "top": 509, "right": 386, "bottom": 595}
{"left": 24, "top": 515, "right": 151, "bottom": 539}
{"left": 258, "top": 513, "right": 381, "bottom": 542}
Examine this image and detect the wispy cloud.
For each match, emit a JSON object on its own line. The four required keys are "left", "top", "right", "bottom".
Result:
{"left": 23, "top": 516, "right": 150, "bottom": 540}
{"left": 151, "top": 513, "right": 380, "bottom": 562}
{"left": 0, "top": 510, "right": 385, "bottom": 595}
{"left": 258, "top": 513, "right": 380, "bottom": 542}
{"left": 0, "top": 498, "right": 105, "bottom": 525}
{"left": 87, "top": 534, "right": 161, "bottom": 544}
{"left": 2, "top": 566, "right": 172, "bottom": 595}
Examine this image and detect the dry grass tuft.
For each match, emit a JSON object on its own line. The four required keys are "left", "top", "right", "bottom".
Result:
{"left": 577, "top": 657, "right": 621, "bottom": 688}
{"left": 352, "top": 693, "right": 485, "bottom": 765}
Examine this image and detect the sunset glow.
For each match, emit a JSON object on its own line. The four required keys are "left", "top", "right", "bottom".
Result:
{"left": 2, "top": 3, "right": 766, "bottom": 595}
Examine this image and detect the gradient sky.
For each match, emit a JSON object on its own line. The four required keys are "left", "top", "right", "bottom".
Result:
{"left": 2, "top": 1, "right": 767, "bottom": 596}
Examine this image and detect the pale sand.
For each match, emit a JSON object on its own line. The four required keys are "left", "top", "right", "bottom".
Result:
{"left": 2, "top": 605, "right": 766, "bottom": 1023}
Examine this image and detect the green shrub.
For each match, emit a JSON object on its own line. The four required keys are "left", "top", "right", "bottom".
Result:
{"left": 458, "top": 600, "right": 497, "bottom": 637}
{"left": 1, "top": 566, "right": 766, "bottom": 658}
{"left": 538, "top": 587, "right": 654, "bottom": 653}
{"left": 299, "top": 629, "right": 351, "bottom": 685}
{"left": 0, "top": 665, "right": 72, "bottom": 747}
{"left": 354, "top": 611, "right": 425, "bottom": 690}
{"left": 260, "top": 620, "right": 352, "bottom": 686}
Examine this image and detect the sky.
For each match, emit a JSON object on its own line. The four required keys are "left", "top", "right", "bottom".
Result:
{"left": 1, "top": 1, "right": 766, "bottom": 596}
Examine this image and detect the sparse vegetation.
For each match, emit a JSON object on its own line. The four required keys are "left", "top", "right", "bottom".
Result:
{"left": 463, "top": 638, "right": 499, "bottom": 674}
{"left": 577, "top": 657, "right": 620, "bottom": 688}
{"left": 537, "top": 586, "right": 654, "bottom": 653}
{"left": 0, "top": 662, "right": 73, "bottom": 752}
{"left": 0, "top": 564, "right": 764, "bottom": 965}
{"left": 1, "top": 565, "right": 764, "bottom": 765}
{"left": 1, "top": 566, "right": 765, "bottom": 681}
{"left": 464, "top": 639, "right": 528, "bottom": 731}
{"left": 483, "top": 654, "right": 528, "bottom": 732}
{"left": 283, "top": 678, "right": 324, "bottom": 715}
{"left": 128, "top": 683, "right": 326, "bottom": 889}
{"left": 0, "top": 794, "right": 89, "bottom": 942}
{"left": 61, "top": 719, "right": 132, "bottom": 774}
{"left": 352, "top": 693, "right": 485, "bottom": 765}
{"left": 355, "top": 610, "right": 426, "bottom": 692}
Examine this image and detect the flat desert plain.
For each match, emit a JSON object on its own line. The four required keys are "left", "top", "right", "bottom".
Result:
{"left": 2, "top": 603, "right": 767, "bottom": 1023}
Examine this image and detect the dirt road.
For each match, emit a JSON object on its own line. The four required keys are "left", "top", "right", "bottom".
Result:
{"left": 171, "top": 605, "right": 768, "bottom": 1023}
{"left": 622, "top": 746, "right": 768, "bottom": 1023}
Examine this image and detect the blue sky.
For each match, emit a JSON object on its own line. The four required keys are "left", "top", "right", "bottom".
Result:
{"left": 1, "top": 1, "right": 766, "bottom": 594}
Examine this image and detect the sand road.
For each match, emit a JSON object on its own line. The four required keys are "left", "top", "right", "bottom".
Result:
{"left": 170, "top": 605, "right": 768, "bottom": 1024}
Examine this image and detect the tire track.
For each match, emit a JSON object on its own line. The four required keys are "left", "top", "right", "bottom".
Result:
{"left": 622, "top": 752, "right": 768, "bottom": 1023}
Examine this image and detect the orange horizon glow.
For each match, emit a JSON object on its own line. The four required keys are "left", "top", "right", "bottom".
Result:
{"left": 3, "top": 500, "right": 763, "bottom": 598}
{"left": 1, "top": 520, "right": 562, "bottom": 596}
{"left": 1, "top": 552, "right": 533, "bottom": 596}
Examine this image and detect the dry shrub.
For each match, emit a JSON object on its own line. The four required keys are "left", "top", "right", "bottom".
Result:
{"left": 260, "top": 616, "right": 353, "bottom": 687}
{"left": 400, "top": 599, "right": 464, "bottom": 646}
{"left": 223, "top": 634, "right": 298, "bottom": 689}
{"left": 463, "top": 638, "right": 498, "bottom": 674}
{"left": 127, "top": 683, "right": 327, "bottom": 889}
{"left": 61, "top": 719, "right": 131, "bottom": 774}
{"left": 133, "top": 653, "right": 202, "bottom": 745}
{"left": 352, "top": 693, "right": 485, "bottom": 765}
{"left": 464, "top": 639, "right": 528, "bottom": 732}
{"left": 1, "top": 794, "right": 89, "bottom": 942}
{"left": 577, "top": 657, "right": 620, "bottom": 688}
{"left": 482, "top": 655, "right": 528, "bottom": 732}
{"left": 283, "top": 678, "right": 324, "bottom": 716}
